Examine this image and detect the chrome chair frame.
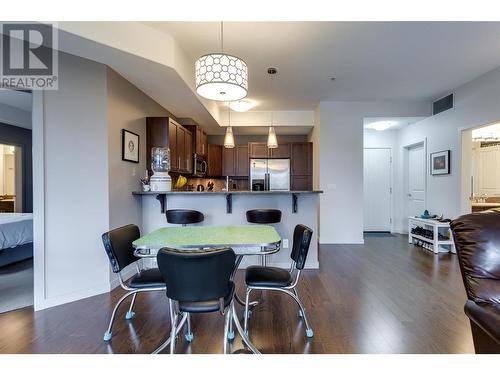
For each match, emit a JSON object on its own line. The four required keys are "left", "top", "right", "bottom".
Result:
{"left": 243, "top": 261, "right": 313, "bottom": 338}
{"left": 103, "top": 262, "right": 167, "bottom": 341}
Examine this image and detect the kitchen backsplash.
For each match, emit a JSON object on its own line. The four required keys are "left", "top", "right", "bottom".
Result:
{"left": 173, "top": 176, "right": 249, "bottom": 192}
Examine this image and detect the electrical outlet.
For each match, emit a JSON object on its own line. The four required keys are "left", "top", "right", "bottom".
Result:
{"left": 283, "top": 239, "right": 289, "bottom": 248}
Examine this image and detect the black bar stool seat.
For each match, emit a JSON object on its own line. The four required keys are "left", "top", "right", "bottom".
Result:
{"left": 246, "top": 209, "right": 282, "bottom": 224}
{"left": 166, "top": 209, "right": 204, "bottom": 225}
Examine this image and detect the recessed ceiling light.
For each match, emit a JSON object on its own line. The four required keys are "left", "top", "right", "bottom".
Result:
{"left": 267, "top": 67, "right": 278, "bottom": 75}
{"left": 228, "top": 99, "right": 256, "bottom": 112}
{"left": 371, "top": 121, "right": 396, "bottom": 131}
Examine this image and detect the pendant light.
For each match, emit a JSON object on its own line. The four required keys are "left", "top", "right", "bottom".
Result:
{"left": 195, "top": 22, "right": 248, "bottom": 101}
{"left": 224, "top": 104, "right": 235, "bottom": 148}
{"left": 267, "top": 67, "right": 278, "bottom": 148}
{"left": 267, "top": 112, "right": 278, "bottom": 149}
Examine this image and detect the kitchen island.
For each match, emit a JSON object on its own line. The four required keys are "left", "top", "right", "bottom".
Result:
{"left": 133, "top": 190, "right": 322, "bottom": 268}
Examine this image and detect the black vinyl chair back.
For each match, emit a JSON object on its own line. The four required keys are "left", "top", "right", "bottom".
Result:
{"left": 157, "top": 247, "right": 236, "bottom": 303}
{"left": 246, "top": 209, "right": 282, "bottom": 224}
{"left": 290, "top": 224, "right": 313, "bottom": 270}
{"left": 102, "top": 224, "right": 140, "bottom": 273}
{"left": 166, "top": 209, "right": 204, "bottom": 225}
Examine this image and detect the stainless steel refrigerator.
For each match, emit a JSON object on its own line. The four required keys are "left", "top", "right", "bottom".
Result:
{"left": 250, "top": 159, "right": 290, "bottom": 191}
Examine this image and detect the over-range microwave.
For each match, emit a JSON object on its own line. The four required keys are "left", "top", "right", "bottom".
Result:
{"left": 192, "top": 153, "right": 207, "bottom": 177}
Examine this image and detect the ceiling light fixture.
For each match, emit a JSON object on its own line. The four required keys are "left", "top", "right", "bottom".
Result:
{"left": 224, "top": 104, "right": 235, "bottom": 148}
{"left": 195, "top": 22, "right": 248, "bottom": 101}
{"left": 371, "top": 121, "right": 395, "bottom": 131}
{"left": 267, "top": 123, "right": 278, "bottom": 149}
{"left": 267, "top": 68, "right": 278, "bottom": 149}
{"left": 228, "top": 99, "right": 255, "bottom": 112}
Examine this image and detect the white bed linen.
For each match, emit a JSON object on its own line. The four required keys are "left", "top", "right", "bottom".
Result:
{"left": 0, "top": 213, "right": 33, "bottom": 249}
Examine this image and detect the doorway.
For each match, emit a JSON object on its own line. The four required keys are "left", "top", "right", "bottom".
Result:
{"left": 363, "top": 148, "right": 392, "bottom": 232}
{"left": 405, "top": 142, "right": 426, "bottom": 219}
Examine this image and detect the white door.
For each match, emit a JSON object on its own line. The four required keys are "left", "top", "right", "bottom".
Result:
{"left": 364, "top": 148, "right": 392, "bottom": 231}
{"left": 407, "top": 143, "right": 426, "bottom": 217}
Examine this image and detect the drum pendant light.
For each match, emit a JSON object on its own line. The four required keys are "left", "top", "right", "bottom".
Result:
{"left": 195, "top": 22, "right": 248, "bottom": 101}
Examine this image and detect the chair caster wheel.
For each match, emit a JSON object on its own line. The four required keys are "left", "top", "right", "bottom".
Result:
{"left": 228, "top": 331, "right": 235, "bottom": 340}
{"left": 185, "top": 332, "right": 194, "bottom": 342}
{"left": 103, "top": 331, "right": 112, "bottom": 341}
{"left": 125, "top": 311, "right": 136, "bottom": 320}
{"left": 306, "top": 329, "right": 314, "bottom": 338}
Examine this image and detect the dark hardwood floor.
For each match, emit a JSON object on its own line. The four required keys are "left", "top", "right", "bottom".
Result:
{"left": 0, "top": 234, "right": 473, "bottom": 354}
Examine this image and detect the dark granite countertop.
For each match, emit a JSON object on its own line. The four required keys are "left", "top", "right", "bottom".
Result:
{"left": 133, "top": 190, "right": 323, "bottom": 195}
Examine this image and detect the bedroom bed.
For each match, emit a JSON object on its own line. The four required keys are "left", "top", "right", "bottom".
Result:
{"left": 0, "top": 213, "right": 33, "bottom": 268}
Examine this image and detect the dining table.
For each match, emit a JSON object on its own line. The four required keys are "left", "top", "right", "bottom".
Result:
{"left": 132, "top": 224, "right": 282, "bottom": 354}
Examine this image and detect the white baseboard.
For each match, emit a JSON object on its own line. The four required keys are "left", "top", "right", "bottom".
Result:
{"left": 35, "top": 283, "right": 110, "bottom": 311}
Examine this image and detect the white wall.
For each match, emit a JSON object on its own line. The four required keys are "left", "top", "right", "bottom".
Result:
{"left": 37, "top": 52, "right": 111, "bottom": 309}
{"left": 0, "top": 103, "right": 31, "bottom": 129}
{"left": 395, "top": 66, "right": 500, "bottom": 228}
{"left": 318, "top": 101, "right": 430, "bottom": 244}
{"left": 107, "top": 68, "right": 169, "bottom": 231}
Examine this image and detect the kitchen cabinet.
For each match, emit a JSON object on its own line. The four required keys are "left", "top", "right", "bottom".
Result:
{"left": 207, "top": 144, "right": 222, "bottom": 177}
{"left": 249, "top": 142, "right": 291, "bottom": 158}
{"left": 182, "top": 122, "right": 208, "bottom": 157}
{"left": 473, "top": 144, "right": 500, "bottom": 195}
{"left": 270, "top": 143, "right": 291, "bottom": 158}
{"left": 236, "top": 145, "right": 249, "bottom": 176}
{"left": 249, "top": 142, "right": 270, "bottom": 158}
{"left": 222, "top": 145, "right": 249, "bottom": 177}
{"left": 222, "top": 147, "right": 236, "bottom": 176}
{"left": 146, "top": 117, "right": 192, "bottom": 174}
{"left": 291, "top": 142, "right": 313, "bottom": 191}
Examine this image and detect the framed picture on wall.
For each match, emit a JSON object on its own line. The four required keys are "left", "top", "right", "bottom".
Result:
{"left": 430, "top": 150, "right": 450, "bottom": 175}
{"left": 122, "top": 129, "right": 139, "bottom": 163}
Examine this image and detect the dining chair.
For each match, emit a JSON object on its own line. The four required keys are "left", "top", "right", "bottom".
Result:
{"left": 155, "top": 247, "right": 236, "bottom": 354}
{"left": 243, "top": 224, "right": 314, "bottom": 338}
{"left": 164, "top": 208, "right": 205, "bottom": 342}
{"left": 101, "top": 224, "right": 166, "bottom": 341}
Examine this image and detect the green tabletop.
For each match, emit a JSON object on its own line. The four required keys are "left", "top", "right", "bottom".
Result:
{"left": 133, "top": 225, "right": 281, "bottom": 253}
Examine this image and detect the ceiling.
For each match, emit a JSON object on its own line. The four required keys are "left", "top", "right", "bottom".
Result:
{"left": 0, "top": 90, "right": 32, "bottom": 112}
{"left": 364, "top": 116, "right": 427, "bottom": 131}
{"left": 145, "top": 21, "right": 500, "bottom": 111}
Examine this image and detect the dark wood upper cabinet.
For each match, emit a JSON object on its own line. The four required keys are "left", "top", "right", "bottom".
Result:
{"left": 222, "top": 145, "right": 248, "bottom": 177}
{"left": 236, "top": 145, "right": 249, "bottom": 176}
{"left": 207, "top": 144, "right": 222, "bottom": 177}
{"left": 270, "top": 143, "right": 291, "bottom": 158}
{"left": 291, "top": 142, "right": 312, "bottom": 175}
{"left": 146, "top": 117, "right": 193, "bottom": 174}
{"left": 179, "top": 120, "right": 208, "bottom": 157}
{"left": 249, "top": 142, "right": 270, "bottom": 158}
{"left": 185, "top": 130, "right": 193, "bottom": 173}
{"left": 291, "top": 142, "right": 313, "bottom": 191}
{"left": 222, "top": 147, "right": 236, "bottom": 176}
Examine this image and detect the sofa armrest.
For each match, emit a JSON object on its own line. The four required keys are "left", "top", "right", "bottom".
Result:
{"left": 465, "top": 300, "right": 500, "bottom": 345}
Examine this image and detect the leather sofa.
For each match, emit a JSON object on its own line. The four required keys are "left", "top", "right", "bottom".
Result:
{"left": 450, "top": 210, "right": 500, "bottom": 354}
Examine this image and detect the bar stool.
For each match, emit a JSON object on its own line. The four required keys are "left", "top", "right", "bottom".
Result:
{"left": 166, "top": 209, "right": 204, "bottom": 226}
{"left": 246, "top": 209, "right": 282, "bottom": 266}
